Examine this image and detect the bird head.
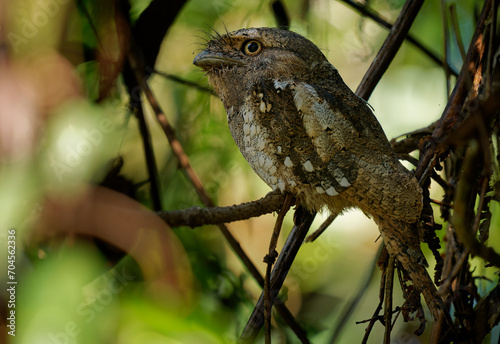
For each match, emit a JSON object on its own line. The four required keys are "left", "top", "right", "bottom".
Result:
{"left": 193, "top": 28, "right": 333, "bottom": 101}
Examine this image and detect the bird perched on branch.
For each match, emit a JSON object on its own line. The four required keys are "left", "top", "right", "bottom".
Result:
{"left": 194, "top": 27, "right": 446, "bottom": 322}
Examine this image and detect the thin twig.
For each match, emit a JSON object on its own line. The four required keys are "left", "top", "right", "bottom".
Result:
{"left": 429, "top": 198, "right": 453, "bottom": 208}
{"left": 485, "top": 0, "right": 497, "bottom": 95}
{"left": 439, "top": 249, "right": 470, "bottom": 296}
{"left": 329, "top": 243, "right": 383, "bottom": 343}
{"left": 125, "top": 55, "right": 163, "bottom": 210}
{"left": 130, "top": 98, "right": 163, "bottom": 210}
{"left": 305, "top": 213, "right": 337, "bottom": 242}
{"left": 431, "top": 171, "right": 451, "bottom": 192}
{"left": 360, "top": 263, "right": 387, "bottom": 344}
{"left": 75, "top": 0, "right": 106, "bottom": 55}
{"left": 449, "top": 4, "right": 467, "bottom": 62}
{"left": 355, "top": 0, "right": 425, "bottom": 99}
{"left": 264, "top": 193, "right": 294, "bottom": 344}
{"left": 240, "top": 207, "right": 315, "bottom": 343}
{"left": 390, "top": 121, "right": 437, "bottom": 154}
{"left": 383, "top": 255, "right": 395, "bottom": 344}
{"left": 339, "top": 0, "right": 458, "bottom": 77}
{"left": 268, "top": 194, "right": 294, "bottom": 256}
{"left": 440, "top": 0, "right": 452, "bottom": 97}
{"left": 154, "top": 70, "right": 217, "bottom": 95}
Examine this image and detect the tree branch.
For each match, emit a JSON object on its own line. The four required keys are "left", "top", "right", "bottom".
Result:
{"left": 271, "top": 0, "right": 290, "bottom": 29}
{"left": 239, "top": 206, "right": 315, "bottom": 343}
{"left": 77, "top": 0, "right": 166, "bottom": 211}
{"left": 153, "top": 70, "right": 217, "bottom": 96}
{"left": 355, "top": 0, "right": 425, "bottom": 100}
{"left": 159, "top": 192, "right": 285, "bottom": 228}
{"left": 415, "top": 0, "right": 492, "bottom": 181}
{"left": 339, "top": 0, "right": 458, "bottom": 77}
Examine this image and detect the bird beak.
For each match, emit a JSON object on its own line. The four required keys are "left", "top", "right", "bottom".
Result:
{"left": 193, "top": 50, "right": 245, "bottom": 70}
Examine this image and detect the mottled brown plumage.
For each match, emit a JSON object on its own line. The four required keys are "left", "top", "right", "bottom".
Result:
{"left": 194, "top": 27, "right": 446, "bottom": 321}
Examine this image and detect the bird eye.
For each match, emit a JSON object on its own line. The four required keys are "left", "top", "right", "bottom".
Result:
{"left": 242, "top": 40, "right": 263, "bottom": 56}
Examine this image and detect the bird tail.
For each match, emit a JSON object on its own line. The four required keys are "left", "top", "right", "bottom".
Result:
{"left": 375, "top": 215, "right": 447, "bottom": 322}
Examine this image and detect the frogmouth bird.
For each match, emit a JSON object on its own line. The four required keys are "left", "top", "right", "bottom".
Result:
{"left": 193, "top": 27, "right": 446, "bottom": 321}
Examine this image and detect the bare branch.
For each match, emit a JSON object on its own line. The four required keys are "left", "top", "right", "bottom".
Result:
{"left": 240, "top": 206, "right": 315, "bottom": 343}
{"left": 158, "top": 192, "right": 285, "bottom": 228}
{"left": 355, "top": 0, "right": 425, "bottom": 99}
{"left": 271, "top": 0, "right": 290, "bottom": 29}
{"left": 416, "top": 0, "right": 492, "bottom": 181}
{"left": 154, "top": 70, "right": 217, "bottom": 96}
{"left": 339, "top": 0, "right": 458, "bottom": 77}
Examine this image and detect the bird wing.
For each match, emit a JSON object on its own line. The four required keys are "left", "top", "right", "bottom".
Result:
{"left": 293, "top": 81, "right": 395, "bottom": 164}
{"left": 283, "top": 80, "right": 422, "bottom": 221}
{"left": 252, "top": 79, "right": 361, "bottom": 197}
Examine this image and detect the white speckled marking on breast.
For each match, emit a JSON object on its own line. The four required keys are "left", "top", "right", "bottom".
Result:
{"left": 238, "top": 103, "right": 300, "bottom": 192}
